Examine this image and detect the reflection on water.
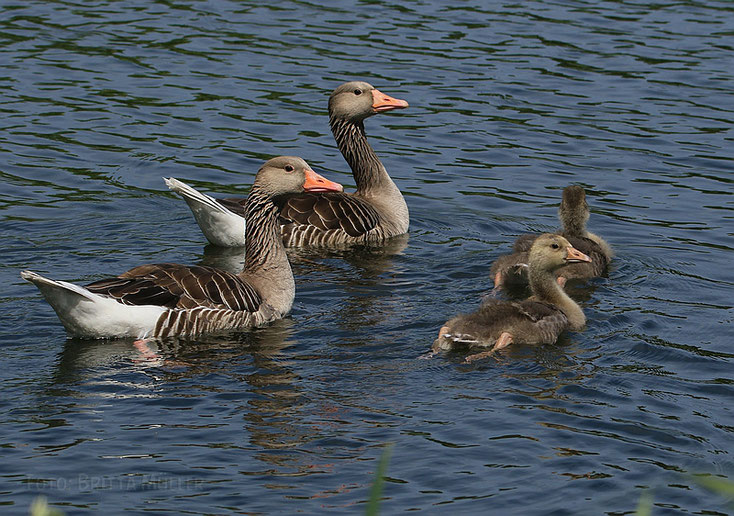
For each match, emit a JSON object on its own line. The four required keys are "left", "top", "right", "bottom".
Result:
{"left": 41, "top": 321, "right": 345, "bottom": 478}
{"left": 289, "top": 234, "right": 410, "bottom": 337}
{"left": 2, "top": 0, "right": 734, "bottom": 514}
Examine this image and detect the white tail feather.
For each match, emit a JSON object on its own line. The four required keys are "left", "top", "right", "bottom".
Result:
{"left": 21, "top": 270, "right": 96, "bottom": 301}
{"left": 165, "top": 177, "right": 246, "bottom": 247}
{"left": 165, "top": 177, "right": 231, "bottom": 215}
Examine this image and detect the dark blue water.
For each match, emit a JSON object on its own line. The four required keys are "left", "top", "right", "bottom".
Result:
{"left": 2, "top": 1, "right": 734, "bottom": 514}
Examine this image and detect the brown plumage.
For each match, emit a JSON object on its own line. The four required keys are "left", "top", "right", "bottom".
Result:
{"left": 167, "top": 81, "right": 409, "bottom": 248}
{"left": 491, "top": 185, "right": 612, "bottom": 289}
{"left": 86, "top": 263, "right": 262, "bottom": 312}
{"left": 21, "top": 157, "right": 342, "bottom": 339}
{"left": 431, "top": 234, "right": 591, "bottom": 362}
{"left": 280, "top": 192, "right": 380, "bottom": 238}
{"left": 279, "top": 81, "right": 409, "bottom": 246}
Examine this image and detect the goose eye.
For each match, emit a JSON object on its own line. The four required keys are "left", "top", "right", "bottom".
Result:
{"left": 551, "top": 243, "right": 560, "bottom": 249}
{"left": 284, "top": 165, "right": 294, "bottom": 173}
{"left": 354, "top": 88, "right": 362, "bottom": 95}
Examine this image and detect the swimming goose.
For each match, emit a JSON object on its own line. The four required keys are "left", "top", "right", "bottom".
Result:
{"left": 167, "top": 80, "right": 409, "bottom": 247}
{"left": 491, "top": 185, "right": 612, "bottom": 289}
{"left": 431, "top": 234, "right": 591, "bottom": 362}
{"left": 21, "top": 157, "right": 342, "bottom": 339}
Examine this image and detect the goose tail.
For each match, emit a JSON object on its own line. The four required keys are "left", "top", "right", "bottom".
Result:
{"left": 21, "top": 270, "right": 96, "bottom": 302}
{"left": 165, "top": 177, "right": 230, "bottom": 215}
{"left": 165, "top": 177, "right": 246, "bottom": 247}
{"left": 21, "top": 270, "right": 163, "bottom": 339}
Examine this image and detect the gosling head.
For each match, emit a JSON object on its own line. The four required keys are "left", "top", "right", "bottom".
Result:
{"left": 529, "top": 234, "right": 592, "bottom": 273}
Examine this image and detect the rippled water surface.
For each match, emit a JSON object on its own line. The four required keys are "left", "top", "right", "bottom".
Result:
{"left": 2, "top": 1, "right": 734, "bottom": 514}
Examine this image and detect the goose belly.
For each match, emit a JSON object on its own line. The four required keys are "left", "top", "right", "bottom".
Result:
{"left": 152, "top": 305, "right": 279, "bottom": 338}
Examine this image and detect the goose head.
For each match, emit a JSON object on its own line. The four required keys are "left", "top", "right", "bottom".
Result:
{"left": 254, "top": 156, "right": 343, "bottom": 199}
{"left": 329, "top": 81, "right": 409, "bottom": 122}
{"left": 529, "top": 234, "right": 592, "bottom": 273}
{"left": 558, "top": 185, "right": 590, "bottom": 236}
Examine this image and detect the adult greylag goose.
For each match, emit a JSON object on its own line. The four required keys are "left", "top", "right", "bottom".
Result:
{"left": 166, "top": 80, "right": 409, "bottom": 247}
{"left": 21, "top": 157, "right": 342, "bottom": 339}
{"left": 431, "top": 234, "right": 591, "bottom": 362}
{"left": 491, "top": 185, "right": 612, "bottom": 289}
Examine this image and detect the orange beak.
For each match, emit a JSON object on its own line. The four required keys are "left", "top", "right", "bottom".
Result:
{"left": 371, "top": 88, "right": 409, "bottom": 113}
{"left": 565, "top": 246, "right": 592, "bottom": 263}
{"left": 302, "top": 168, "right": 343, "bottom": 193}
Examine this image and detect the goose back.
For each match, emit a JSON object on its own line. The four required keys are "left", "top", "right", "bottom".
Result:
{"left": 435, "top": 298, "right": 568, "bottom": 351}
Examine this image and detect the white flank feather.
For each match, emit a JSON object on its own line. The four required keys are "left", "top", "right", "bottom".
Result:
{"left": 165, "top": 177, "right": 246, "bottom": 247}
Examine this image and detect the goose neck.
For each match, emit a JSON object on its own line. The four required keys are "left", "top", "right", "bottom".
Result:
{"left": 242, "top": 189, "right": 291, "bottom": 277}
{"left": 330, "top": 116, "right": 388, "bottom": 194}
{"left": 529, "top": 267, "right": 586, "bottom": 330}
{"left": 240, "top": 187, "right": 295, "bottom": 315}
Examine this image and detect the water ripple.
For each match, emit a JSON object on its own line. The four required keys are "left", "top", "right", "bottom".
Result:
{"left": 2, "top": 0, "right": 734, "bottom": 514}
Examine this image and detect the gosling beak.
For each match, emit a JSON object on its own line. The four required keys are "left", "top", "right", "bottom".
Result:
{"left": 371, "top": 89, "right": 409, "bottom": 113}
{"left": 565, "top": 246, "right": 591, "bottom": 263}
{"left": 302, "top": 168, "right": 343, "bottom": 193}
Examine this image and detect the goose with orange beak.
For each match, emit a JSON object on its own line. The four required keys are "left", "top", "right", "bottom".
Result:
{"left": 22, "top": 157, "right": 342, "bottom": 339}
{"left": 166, "top": 81, "right": 410, "bottom": 248}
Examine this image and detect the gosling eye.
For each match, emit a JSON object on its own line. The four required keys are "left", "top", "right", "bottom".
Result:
{"left": 551, "top": 243, "right": 560, "bottom": 249}
{"left": 284, "top": 165, "right": 295, "bottom": 173}
{"left": 354, "top": 88, "right": 363, "bottom": 95}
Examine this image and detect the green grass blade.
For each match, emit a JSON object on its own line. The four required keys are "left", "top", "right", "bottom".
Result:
{"left": 635, "top": 490, "right": 653, "bottom": 516}
{"left": 690, "top": 474, "right": 734, "bottom": 502}
{"left": 30, "top": 496, "right": 65, "bottom": 516}
{"left": 366, "top": 443, "right": 394, "bottom": 516}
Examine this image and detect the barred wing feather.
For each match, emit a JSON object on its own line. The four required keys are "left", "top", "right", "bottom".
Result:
{"left": 280, "top": 192, "right": 380, "bottom": 237}
{"left": 86, "top": 263, "right": 262, "bottom": 313}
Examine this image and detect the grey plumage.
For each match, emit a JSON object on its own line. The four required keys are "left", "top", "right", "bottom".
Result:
{"left": 433, "top": 234, "right": 591, "bottom": 359}
{"left": 22, "top": 157, "right": 342, "bottom": 339}
{"left": 172, "top": 81, "right": 410, "bottom": 248}
{"left": 278, "top": 81, "right": 410, "bottom": 246}
{"left": 491, "top": 185, "right": 612, "bottom": 289}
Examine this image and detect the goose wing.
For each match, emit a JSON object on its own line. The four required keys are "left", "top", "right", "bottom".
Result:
{"left": 514, "top": 299, "right": 569, "bottom": 343}
{"left": 490, "top": 251, "right": 529, "bottom": 287}
{"left": 85, "top": 263, "right": 262, "bottom": 312}
{"left": 516, "top": 300, "right": 565, "bottom": 323}
{"left": 215, "top": 192, "right": 381, "bottom": 238}
{"left": 279, "top": 192, "right": 380, "bottom": 237}
{"left": 562, "top": 235, "right": 610, "bottom": 276}
{"left": 217, "top": 197, "right": 247, "bottom": 218}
